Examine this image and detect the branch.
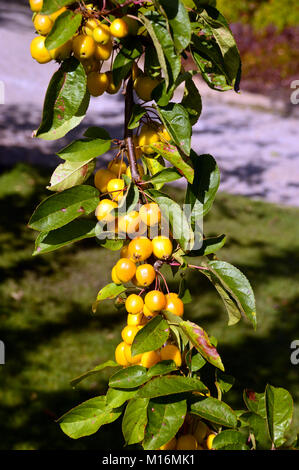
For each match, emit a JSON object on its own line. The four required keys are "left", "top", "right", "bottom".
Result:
{"left": 124, "top": 76, "right": 141, "bottom": 183}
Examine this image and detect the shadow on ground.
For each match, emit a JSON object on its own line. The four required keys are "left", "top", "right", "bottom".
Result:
{"left": 0, "top": 164, "right": 298, "bottom": 449}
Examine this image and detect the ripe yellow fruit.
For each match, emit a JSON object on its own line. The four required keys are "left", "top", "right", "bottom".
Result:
{"left": 139, "top": 203, "right": 161, "bottom": 227}
{"left": 123, "top": 343, "right": 142, "bottom": 364}
{"left": 118, "top": 211, "right": 140, "bottom": 235}
{"left": 128, "top": 237, "right": 153, "bottom": 262}
{"left": 143, "top": 304, "right": 157, "bottom": 319}
{"left": 115, "top": 258, "right": 136, "bottom": 283}
{"left": 94, "top": 168, "right": 115, "bottom": 193}
{"left": 94, "top": 40, "right": 113, "bottom": 61}
{"left": 176, "top": 434, "right": 198, "bottom": 450}
{"left": 82, "top": 18, "right": 100, "bottom": 36}
{"left": 87, "top": 71, "right": 109, "bottom": 97}
{"left": 81, "top": 57, "right": 100, "bottom": 74}
{"left": 29, "top": 0, "right": 43, "bottom": 12}
{"left": 159, "top": 437, "right": 177, "bottom": 450}
{"left": 111, "top": 266, "right": 122, "bottom": 285}
{"left": 72, "top": 34, "right": 96, "bottom": 60}
{"left": 194, "top": 420, "right": 209, "bottom": 445}
{"left": 138, "top": 125, "right": 160, "bottom": 155}
{"left": 95, "top": 199, "right": 117, "bottom": 223}
{"left": 125, "top": 294, "right": 144, "bottom": 315}
{"left": 127, "top": 312, "right": 143, "bottom": 326}
{"left": 158, "top": 126, "right": 172, "bottom": 142}
{"left": 30, "top": 36, "right": 52, "bottom": 64}
{"left": 121, "top": 325, "right": 139, "bottom": 345}
{"left": 50, "top": 7, "right": 67, "bottom": 22}
{"left": 160, "top": 344, "right": 182, "bottom": 367}
{"left": 120, "top": 244, "right": 129, "bottom": 259}
{"left": 33, "top": 14, "right": 53, "bottom": 35}
{"left": 144, "top": 290, "right": 166, "bottom": 312}
{"left": 93, "top": 24, "right": 111, "bottom": 45}
{"left": 49, "top": 40, "right": 72, "bottom": 60}
{"left": 165, "top": 293, "right": 184, "bottom": 317}
{"left": 206, "top": 433, "right": 216, "bottom": 450}
{"left": 135, "top": 264, "right": 156, "bottom": 287}
{"left": 107, "top": 178, "right": 125, "bottom": 202}
{"left": 115, "top": 341, "right": 130, "bottom": 366}
{"left": 108, "top": 159, "right": 127, "bottom": 176}
{"left": 134, "top": 76, "right": 160, "bottom": 102}
{"left": 106, "top": 72, "right": 122, "bottom": 95}
{"left": 140, "top": 350, "right": 161, "bottom": 368}
{"left": 110, "top": 18, "right": 129, "bottom": 38}
{"left": 152, "top": 235, "right": 173, "bottom": 260}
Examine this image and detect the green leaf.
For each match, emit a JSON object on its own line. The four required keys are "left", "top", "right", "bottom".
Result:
{"left": 239, "top": 412, "right": 272, "bottom": 450}
{"left": 150, "top": 142, "right": 194, "bottom": 184}
{"left": 47, "top": 159, "right": 95, "bottom": 192}
{"left": 201, "top": 7, "right": 241, "bottom": 90}
{"left": 190, "top": 397, "right": 238, "bottom": 428}
{"left": 128, "top": 104, "right": 147, "bottom": 130}
{"left": 157, "top": 103, "right": 192, "bottom": 155}
{"left": 191, "top": 34, "right": 233, "bottom": 92}
{"left": 137, "top": 376, "right": 207, "bottom": 399}
{"left": 70, "top": 360, "right": 120, "bottom": 388}
{"left": 215, "top": 370, "right": 235, "bottom": 394}
{"left": 181, "top": 75, "right": 202, "bottom": 125}
{"left": 207, "top": 260, "right": 257, "bottom": 328}
{"left": 112, "top": 38, "right": 143, "bottom": 86}
{"left": 36, "top": 58, "right": 88, "bottom": 140}
{"left": 243, "top": 389, "right": 266, "bottom": 418}
{"left": 148, "top": 167, "right": 182, "bottom": 185}
{"left": 184, "top": 234, "right": 226, "bottom": 258}
{"left": 92, "top": 282, "right": 127, "bottom": 313}
{"left": 109, "top": 366, "right": 149, "bottom": 390}
{"left": 143, "top": 396, "right": 187, "bottom": 450}
{"left": 186, "top": 349, "right": 206, "bottom": 372}
{"left": 147, "top": 360, "right": 177, "bottom": 379}
{"left": 57, "top": 137, "right": 111, "bottom": 162}
{"left": 131, "top": 316, "right": 170, "bottom": 357}
{"left": 122, "top": 398, "right": 149, "bottom": 445}
{"left": 185, "top": 152, "right": 220, "bottom": 221}
{"left": 41, "top": 0, "right": 76, "bottom": 15}
{"left": 180, "top": 320, "right": 224, "bottom": 371}
{"left": 141, "top": 12, "right": 181, "bottom": 90}
{"left": 45, "top": 11, "right": 82, "bottom": 50}
{"left": 265, "top": 384, "right": 293, "bottom": 448}
{"left": 106, "top": 388, "right": 138, "bottom": 409}
{"left": 58, "top": 396, "right": 122, "bottom": 439}
{"left": 147, "top": 189, "right": 194, "bottom": 253}
{"left": 158, "top": 0, "right": 192, "bottom": 52}
{"left": 212, "top": 430, "right": 249, "bottom": 450}
{"left": 34, "top": 219, "right": 97, "bottom": 255}
{"left": 28, "top": 185, "right": 99, "bottom": 232}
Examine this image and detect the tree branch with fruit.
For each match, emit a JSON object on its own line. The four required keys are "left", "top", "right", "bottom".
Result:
{"left": 28, "top": 0, "right": 296, "bottom": 451}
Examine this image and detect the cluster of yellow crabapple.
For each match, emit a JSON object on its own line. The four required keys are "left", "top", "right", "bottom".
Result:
{"left": 29, "top": 0, "right": 162, "bottom": 100}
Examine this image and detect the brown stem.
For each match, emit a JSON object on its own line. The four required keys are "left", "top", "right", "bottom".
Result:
{"left": 124, "top": 76, "right": 141, "bottom": 183}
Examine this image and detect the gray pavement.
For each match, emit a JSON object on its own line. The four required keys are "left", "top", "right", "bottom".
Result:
{"left": 0, "top": 3, "right": 298, "bottom": 206}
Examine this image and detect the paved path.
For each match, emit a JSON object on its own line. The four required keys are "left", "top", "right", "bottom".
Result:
{"left": 0, "top": 3, "right": 298, "bottom": 206}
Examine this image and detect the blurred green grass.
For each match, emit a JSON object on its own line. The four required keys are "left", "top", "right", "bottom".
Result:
{"left": 0, "top": 163, "right": 298, "bottom": 450}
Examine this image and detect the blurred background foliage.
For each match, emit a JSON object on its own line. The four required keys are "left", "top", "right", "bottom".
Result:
{"left": 217, "top": 0, "right": 299, "bottom": 98}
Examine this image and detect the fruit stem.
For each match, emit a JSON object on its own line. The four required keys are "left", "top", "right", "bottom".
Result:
{"left": 124, "top": 76, "right": 141, "bottom": 183}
